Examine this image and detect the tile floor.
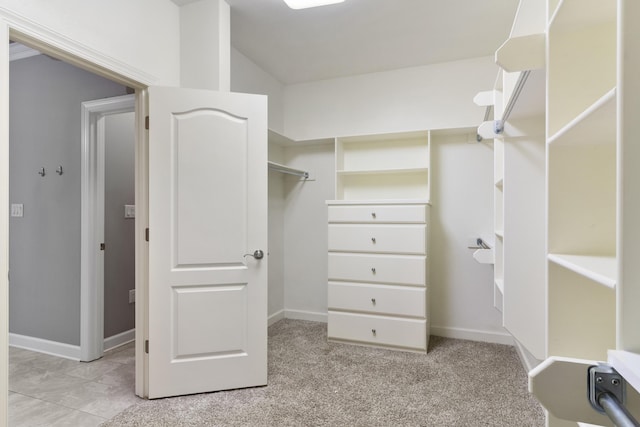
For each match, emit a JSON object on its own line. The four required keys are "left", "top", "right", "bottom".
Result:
{"left": 9, "top": 342, "right": 141, "bottom": 426}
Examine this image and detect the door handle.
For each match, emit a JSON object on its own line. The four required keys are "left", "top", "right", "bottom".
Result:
{"left": 244, "top": 249, "right": 264, "bottom": 260}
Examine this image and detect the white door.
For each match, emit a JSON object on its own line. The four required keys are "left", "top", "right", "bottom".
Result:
{"left": 147, "top": 86, "right": 268, "bottom": 399}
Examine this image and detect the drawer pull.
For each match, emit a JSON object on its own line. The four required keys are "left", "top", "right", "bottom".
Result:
{"left": 371, "top": 298, "right": 376, "bottom": 305}
{"left": 371, "top": 212, "right": 376, "bottom": 219}
{"left": 371, "top": 329, "right": 377, "bottom": 336}
{"left": 371, "top": 267, "right": 376, "bottom": 274}
{"left": 371, "top": 237, "right": 376, "bottom": 244}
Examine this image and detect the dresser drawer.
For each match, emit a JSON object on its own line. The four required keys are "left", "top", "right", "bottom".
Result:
{"left": 328, "top": 253, "right": 426, "bottom": 286}
{"left": 328, "top": 282, "right": 426, "bottom": 317}
{"left": 328, "top": 224, "right": 426, "bottom": 254}
{"left": 328, "top": 204, "right": 427, "bottom": 223}
{"left": 328, "top": 311, "right": 427, "bottom": 350}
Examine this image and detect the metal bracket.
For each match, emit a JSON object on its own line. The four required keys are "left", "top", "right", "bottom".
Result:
{"left": 494, "top": 119, "right": 504, "bottom": 135}
{"left": 588, "top": 364, "right": 626, "bottom": 414}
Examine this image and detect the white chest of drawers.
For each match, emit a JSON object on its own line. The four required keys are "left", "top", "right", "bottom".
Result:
{"left": 326, "top": 201, "right": 430, "bottom": 352}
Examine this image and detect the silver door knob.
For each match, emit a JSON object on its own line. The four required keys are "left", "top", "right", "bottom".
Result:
{"left": 244, "top": 249, "right": 264, "bottom": 260}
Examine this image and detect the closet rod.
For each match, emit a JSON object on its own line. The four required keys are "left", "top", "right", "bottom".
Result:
{"left": 495, "top": 70, "right": 531, "bottom": 134}
{"left": 268, "top": 161, "right": 309, "bottom": 179}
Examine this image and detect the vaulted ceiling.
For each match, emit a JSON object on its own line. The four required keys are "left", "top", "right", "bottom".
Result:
{"left": 227, "top": 0, "right": 520, "bottom": 84}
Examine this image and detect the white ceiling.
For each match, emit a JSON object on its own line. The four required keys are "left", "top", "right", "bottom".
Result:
{"left": 227, "top": 0, "right": 520, "bottom": 84}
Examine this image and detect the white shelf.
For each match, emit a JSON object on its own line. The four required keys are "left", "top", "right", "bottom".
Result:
{"left": 609, "top": 350, "right": 640, "bottom": 395}
{"left": 547, "top": 253, "right": 616, "bottom": 289}
{"left": 336, "top": 168, "right": 428, "bottom": 176}
{"left": 548, "top": 88, "right": 616, "bottom": 146}
{"left": 326, "top": 199, "right": 430, "bottom": 206}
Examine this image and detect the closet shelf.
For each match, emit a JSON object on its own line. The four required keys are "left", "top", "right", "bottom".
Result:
{"left": 268, "top": 161, "right": 309, "bottom": 179}
{"left": 336, "top": 168, "right": 428, "bottom": 176}
{"left": 547, "top": 253, "right": 617, "bottom": 289}
{"left": 608, "top": 350, "right": 640, "bottom": 396}
{"left": 548, "top": 88, "right": 616, "bottom": 146}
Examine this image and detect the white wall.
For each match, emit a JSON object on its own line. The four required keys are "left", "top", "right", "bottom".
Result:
{"left": 267, "top": 143, "right": 286, "bottom": 322}
{"left": 429, "top": 133, "right": 507, "bottom": 342}
{"left": 0, "top": 0, "right": 181, "bottom": 85}
{"left": 282, "top": 142, "right": 335, "bottom": 321}
{"left": 231, "top": 48, "right": 285, "bottom": 134}
{"left": 283, "top": 56, "right": 497, "bottom": 140}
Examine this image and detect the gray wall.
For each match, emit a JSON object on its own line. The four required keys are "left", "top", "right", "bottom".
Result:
{"left": 9, "top": 54, "right": 127, "bottom": 346}
{"left": 104, "top": 112, "right": 135, "bottom": 338}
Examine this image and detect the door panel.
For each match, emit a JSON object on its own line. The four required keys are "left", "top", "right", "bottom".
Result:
{"left": 148, "top": 86, "right": 267, "bottom": 399}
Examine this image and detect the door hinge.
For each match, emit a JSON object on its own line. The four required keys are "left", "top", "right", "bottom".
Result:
{"left": 145, "top": 116, "right": 149, "bottom": 130}
{"left": 145, "top": 340, "right": 149, "bottom": 354}
{"left": 145, "top": 228, "right": 149, "bottom": 242}
{"left": 100, "top": 243, "right": 106, "bottom": 251}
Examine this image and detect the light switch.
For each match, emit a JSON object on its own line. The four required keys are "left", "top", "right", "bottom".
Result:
{"left": 124, "top": 204, "right": 135, "bottom": 219}
{"left": 10, "top": 204, "right": 23, "bottom": 218}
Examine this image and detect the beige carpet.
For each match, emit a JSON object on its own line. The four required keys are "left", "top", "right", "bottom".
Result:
{"left": 102, "top": 319, "right": 544, "bottom": 426}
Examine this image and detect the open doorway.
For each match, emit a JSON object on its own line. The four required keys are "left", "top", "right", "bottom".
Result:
{"left": 7, "top": 43, "right": 141, "bottom": 423}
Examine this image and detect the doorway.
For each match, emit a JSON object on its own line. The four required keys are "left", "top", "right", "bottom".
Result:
{"left": 8, "top": 48, "right": 133, "bottom": 360}
{"left": 7, "top": 46, "right": 140, "bottom": 422}
{"left": 81, "top": 94, "right": 136, "bottom": 362}
{"left": 1, "top": 23, "right": 150, "bottom": 423}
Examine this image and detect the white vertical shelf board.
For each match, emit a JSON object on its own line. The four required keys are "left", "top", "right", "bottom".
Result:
{"left": 502, "top": 117, "right": 546, "bottom": 360}
{"left": 618, "top": 0, "right": 640, "bottom": 369}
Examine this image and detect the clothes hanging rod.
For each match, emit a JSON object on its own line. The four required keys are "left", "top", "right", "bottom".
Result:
{"left": 268, "top": 161, "right": 309, "bottom": 179}
{"left": 494, "top": 70, "right": 531, "bottom": 134}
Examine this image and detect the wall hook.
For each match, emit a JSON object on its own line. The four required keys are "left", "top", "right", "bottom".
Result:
{"left": 38, "top": 167, "right": 45, "bottom": 177}
{"left": 56, "top": 166, "right": 63, "bottom": 175}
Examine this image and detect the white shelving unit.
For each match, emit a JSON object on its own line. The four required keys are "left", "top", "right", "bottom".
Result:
{"left": 546, "top": 0, "right": 617, "bottom": 363}
{"left": 335, "top": 131, "right": 430, "bottom": 202}
{"left": 327, "top": 130, "right": 431, "bottom": 353}
{"left": 475, "top": 0, "right": 546, "bottom": 363}
{"left": 530, "top": 0, "right": 640, "bottom": 425}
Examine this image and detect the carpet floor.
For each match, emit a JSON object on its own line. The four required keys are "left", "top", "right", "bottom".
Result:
{"left": 102, "top": 319, "right": 544, "bottom": 426}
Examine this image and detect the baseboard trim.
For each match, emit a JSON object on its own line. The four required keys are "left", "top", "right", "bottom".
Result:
{"left": 513, "top": 338, "right": 542, "bottom": 372}
{"left": 284, "top": 309, "right": 327, "bottom": 323}
{"left": 104, "top": 329, "right": 135, "bottom": 352}
{"left": 268, "top": 310, "right": 285, "bottom": 326}
{"left": 430, "top": 326, "right": 514, "bottom": 346}
{"left": 9, "top": 333, "right": 81, "bottom": 361}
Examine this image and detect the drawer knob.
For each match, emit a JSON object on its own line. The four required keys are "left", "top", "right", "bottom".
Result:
{"left": 371, "top": 267, "right": 376, "bottom": 274}
{"left": 371, "top": 237, "right": 376, "bottom": 244}
{"left": 371, "top": 329, "right": 377, "bottom": 336}
{"left": 371, "top": 212, "right": 376, "bottom": 219}
{"left": 371, "top": 298, "right": 376, "bottom": 305}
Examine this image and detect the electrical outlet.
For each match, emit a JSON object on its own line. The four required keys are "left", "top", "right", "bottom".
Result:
{"left": 129, "top": 289, "right": 135, "bottom": 304}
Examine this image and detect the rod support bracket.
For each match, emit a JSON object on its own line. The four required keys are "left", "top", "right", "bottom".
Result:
{"left": 588, "top": 364, "right": 626, "bottom": 414}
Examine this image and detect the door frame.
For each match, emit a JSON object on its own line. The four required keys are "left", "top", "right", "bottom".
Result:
{"left": 80, "top": 94, "right": 135, "bottom": 362}
{"left": 0, "top": 12, "right": 155, "bottom": 425}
